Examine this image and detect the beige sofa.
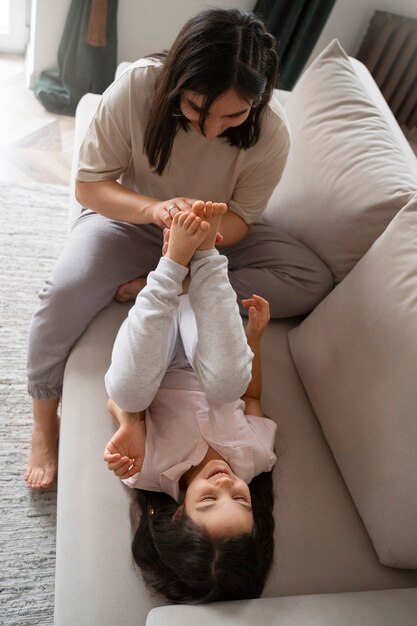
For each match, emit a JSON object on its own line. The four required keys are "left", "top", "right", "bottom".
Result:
{"left": 54, "top": 40, "right": 417, "bottom": 625}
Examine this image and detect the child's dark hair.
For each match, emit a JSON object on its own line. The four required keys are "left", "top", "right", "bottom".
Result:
{"left": 144, "top": 8, "right": 279, "bottom": 175}
{"left": 131, "top": 471, "right": 274, "bottom": 603}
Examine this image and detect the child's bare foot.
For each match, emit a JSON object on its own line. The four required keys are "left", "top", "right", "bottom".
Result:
{"left": 24, "top": 399, "right": 59, "bottom": 489}
{"left": 114, "top": 276, "right": 147, "bottom": 303}
{"left": 162, "top": 227, "right": 170, "bottom": 256}
{"left": 191, "top": 200, "right": 228, "bottom": 250}
{"left": 191, "top": 200, "right": 206, "bottom": 220}
{"left": 166, "top": 211, "right": 209, "bottom": 267}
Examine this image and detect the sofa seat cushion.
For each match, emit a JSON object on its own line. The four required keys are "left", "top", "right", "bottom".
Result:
{"left": 289, "top": 193, "right": 417, "bottom": 569}
{"left": 55, "top": 303, "right": 166, "bottom": 625}
{"left": 263, "top": 39, "right": 417, "bottom": 284}
{"left": 55, "top": 305, "right": 417, "bottom": 624}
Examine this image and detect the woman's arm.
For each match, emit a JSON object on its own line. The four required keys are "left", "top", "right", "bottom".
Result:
{"left": 240, "top": 295, "right": 270, "bottom": 417}
{"left": 76, "top": 179, "right": 249, "bottom": 243}
{"left": 75, "top": 179, "right": 197, "bottom": 228}
{"left": 217, "top": 210, "right": 249, "bottom": 246}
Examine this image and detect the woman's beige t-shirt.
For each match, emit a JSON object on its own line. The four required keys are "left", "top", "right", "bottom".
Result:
{"left": 77, "top": 58, "right": 290, "bottom": 224}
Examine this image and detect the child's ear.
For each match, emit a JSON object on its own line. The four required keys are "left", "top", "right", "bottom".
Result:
{"left": 172, "top": 504, "right": 184, "bottom": 521}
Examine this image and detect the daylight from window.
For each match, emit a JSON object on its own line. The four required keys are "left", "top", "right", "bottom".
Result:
{"left": 0, "top": 0, "right": 10, "bottom": 35}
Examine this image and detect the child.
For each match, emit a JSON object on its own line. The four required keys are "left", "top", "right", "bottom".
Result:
{"left": 104, "top": 202, "right": 277, "bottom": 603}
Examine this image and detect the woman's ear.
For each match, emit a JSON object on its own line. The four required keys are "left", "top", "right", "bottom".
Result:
{"left": 172, "top": 504, "right": 184, "bottom": 521}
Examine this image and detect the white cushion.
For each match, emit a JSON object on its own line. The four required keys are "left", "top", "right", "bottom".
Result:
{"left": 263, "top": 39, "right": 417, "bottom": 283}
{"left": 288, "top": 193, "right": 417, "bottom": 569}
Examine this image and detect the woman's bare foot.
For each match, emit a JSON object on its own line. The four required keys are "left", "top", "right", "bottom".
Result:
{"left": 191, "top": 200, "right": 228, "bottom": 250}
{"left": 24, "top": 398, "right": 60, "bottom": 489}
{"left": 114, "top": 276, "right": 147, "bottom": 303}
{"left": 166, "top": 211, "right": 210, "bottom": 267}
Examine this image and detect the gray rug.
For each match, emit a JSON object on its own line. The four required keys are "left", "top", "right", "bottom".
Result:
{"left": 0, "top": 182, "right": 69, "bottom": 625}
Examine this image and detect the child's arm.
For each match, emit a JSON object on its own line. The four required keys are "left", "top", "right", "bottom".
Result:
{"left": 240, "top": 295, "right": 270, "bottom": 417}
{"left": 103, "top": 398, "right": 146, "bottom": 480}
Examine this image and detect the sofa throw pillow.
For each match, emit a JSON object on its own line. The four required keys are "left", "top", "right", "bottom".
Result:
{"left": 263, "top": 39, "right": 417, "bottom": 283}
{"left": 288, "top": 193, "right": 417, "bottom": 569}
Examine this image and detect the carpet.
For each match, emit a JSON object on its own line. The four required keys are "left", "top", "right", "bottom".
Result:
{"left": 0, "top": 182, "right": 69, "bottom": 625}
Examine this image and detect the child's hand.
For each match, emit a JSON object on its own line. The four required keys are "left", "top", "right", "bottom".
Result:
{"left": 242, "top": 295, "right": 270, "bottom": 342}
{"left": 103, "top": 421, "right": 146, "bottom": 480}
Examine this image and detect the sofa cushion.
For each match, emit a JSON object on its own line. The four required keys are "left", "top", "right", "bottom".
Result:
{"left": 288, "top": 193, "right": 417, "bottom": 569}
{"left": 262, "top": 39, "right": 417, "bottom": 284}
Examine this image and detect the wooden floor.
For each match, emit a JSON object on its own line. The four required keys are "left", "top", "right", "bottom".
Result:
{"left": 0, "top": 52, "right": 416, "bottom": 187}
{"left": 0, "top": 52, "right": 74, "bottom": 185}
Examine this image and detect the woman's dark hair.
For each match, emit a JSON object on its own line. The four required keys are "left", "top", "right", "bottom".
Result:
{"left": 131, "top": 471, "right": 274, "bottom": 603}
{"left": 144, "top": 8, "right": 279, "bottom": 175}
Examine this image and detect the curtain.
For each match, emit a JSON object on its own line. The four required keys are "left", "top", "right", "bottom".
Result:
{"left": 34, "top": 0, "right": 118, "bottom": 116}
{"left": 254, "top": 0, "right": 336, "bottom": 90}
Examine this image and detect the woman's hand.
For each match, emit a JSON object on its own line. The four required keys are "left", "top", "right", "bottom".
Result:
{"left": 151, "top": 197, "right": 198, "bottom": 228}
{"left": 242, "top": 295, "right": 270, "bottom": 343}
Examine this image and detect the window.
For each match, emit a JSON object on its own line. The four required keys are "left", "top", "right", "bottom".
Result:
{"left": 0, "top": 0, "right": 29, "bottom": 53}
{"left": 0, "top": 0, "right": 10, "bottom": 34}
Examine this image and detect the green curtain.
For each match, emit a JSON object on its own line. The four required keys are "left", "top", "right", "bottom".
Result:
{"left": 34, "top": 0, "right": 118, "bottom": 116}
{"left": 254, "top": 0, "right": 336, "bottom": 90}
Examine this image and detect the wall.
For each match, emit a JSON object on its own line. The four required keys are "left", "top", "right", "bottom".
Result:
{"left": 26, "top": 0, "right": 255, "bottom": 87}
{"left": 117, "top": 0, "right": 255, "bottom": 62}
{"left": 307, "top": 0, "right": 417, "bottom": 66}
{"left": 26, "top": 0, "right": 72, "bottom": 86}
{"left": 26, "top": 0, "right": 417, "bottom": 89}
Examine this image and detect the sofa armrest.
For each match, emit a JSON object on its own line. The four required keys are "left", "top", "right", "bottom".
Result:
{"left": 69, "top": 93, "right": 102, "bottom": 229}
{"left": 116, "top": 61, "right": 132, "bottom": 79}
{"left": 146, "top": 589, "right": 417, "bottom": 626}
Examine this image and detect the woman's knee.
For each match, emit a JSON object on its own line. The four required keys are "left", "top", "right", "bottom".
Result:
{"left": 36, "top": 269, "right": 107, "bottom": 322}
{"left": 225, "top": 224, "right": 335, "bottom": 317}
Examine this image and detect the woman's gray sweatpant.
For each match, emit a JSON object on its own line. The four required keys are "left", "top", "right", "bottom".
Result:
{"left": 104, "top": 250, "right": 253, "bottom": 412}
{"left": 27, "top": 211, "right": 333, "bottom": 400}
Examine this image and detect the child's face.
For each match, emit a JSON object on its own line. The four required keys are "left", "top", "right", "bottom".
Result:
{"left": 183, "top": 460, "right": 254, "bottom": 538}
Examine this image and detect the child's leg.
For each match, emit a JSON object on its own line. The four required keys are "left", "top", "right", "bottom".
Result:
{"left": 104, "top": 258, "right": 187, "bottom": 412}
{"left": 180, "top": 247, "right": 253, "bottom": 403}
{"left": 105, "top": 212, "right": 209, "bottom": 412}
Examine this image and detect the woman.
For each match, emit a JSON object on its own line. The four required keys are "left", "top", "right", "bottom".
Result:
{"left": 104, "top": 203, "right": 276, "bottom": 602}
{"left": 25, "top": 7, "right": 332, "bottom": 488}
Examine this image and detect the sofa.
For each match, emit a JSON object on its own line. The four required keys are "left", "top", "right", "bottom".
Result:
{"left": 54, "top": 40, "right": 417, "bottom": 625}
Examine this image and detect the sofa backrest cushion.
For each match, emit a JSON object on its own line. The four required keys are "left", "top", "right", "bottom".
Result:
{"left": 288, "top": 193, "right": 417, "bottom": 569}
{"left": 262, "top": 39, "right": 417, "bottom": 284}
